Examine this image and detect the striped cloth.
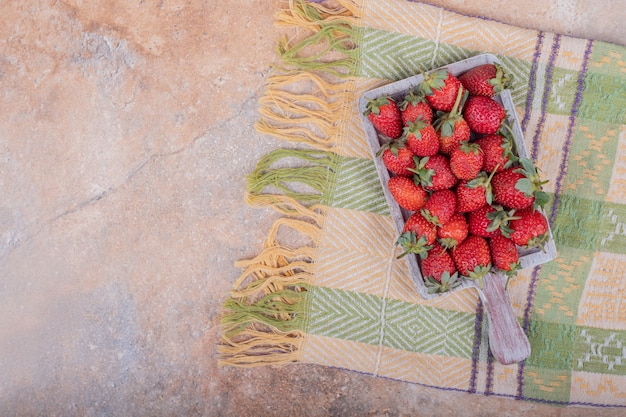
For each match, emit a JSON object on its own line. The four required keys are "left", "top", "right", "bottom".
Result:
{"left": 221, "top": 0, "right": 626, "bottom": 407}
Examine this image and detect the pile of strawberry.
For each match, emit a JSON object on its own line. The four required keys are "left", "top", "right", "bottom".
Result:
{"left": 364, "top": 63, "right": 550, "bottom": 294}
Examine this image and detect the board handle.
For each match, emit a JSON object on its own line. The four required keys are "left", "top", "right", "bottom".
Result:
{"left": 478, "top": 273, "right": 531, "bottom": 365}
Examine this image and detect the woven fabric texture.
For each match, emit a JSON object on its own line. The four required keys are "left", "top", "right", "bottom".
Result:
{"left": 221, "top": 0, "right": 626, "bottom": 407}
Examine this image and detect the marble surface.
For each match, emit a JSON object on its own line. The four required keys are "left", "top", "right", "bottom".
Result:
{"left": 0, "top": 0, "right": 624, "bottom": 415}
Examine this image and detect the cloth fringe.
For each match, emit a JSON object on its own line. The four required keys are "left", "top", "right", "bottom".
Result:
{"left": 255, "top": 0, "right": 361, "bottom": 151}
{"left": 220, "top": 0, "right": 358, "bottom": 367}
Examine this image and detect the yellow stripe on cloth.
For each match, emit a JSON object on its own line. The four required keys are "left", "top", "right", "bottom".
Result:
{"left": 361, "top": 0, "right": 537, "bottom": 60}
{"left": 302, "top": 334, "right": 475, "bottom": 389}
{"left": 313, "top": 206, "right": 481, "bottom": 313}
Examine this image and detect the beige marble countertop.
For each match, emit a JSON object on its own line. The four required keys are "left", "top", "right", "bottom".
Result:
{"left": 1, "top": 0, "right": 624, "bottom": 415}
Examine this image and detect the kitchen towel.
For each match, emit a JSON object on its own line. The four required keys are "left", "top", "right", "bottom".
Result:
{"left": 220, "top": 0, "right": 626, "bottom": 407}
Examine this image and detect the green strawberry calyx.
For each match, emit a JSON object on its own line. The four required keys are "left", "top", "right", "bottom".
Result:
{"left": 364, "top": 96, "right": 394, "bottom": 116}
{"left": 486, "top": 205, "right": 520, "bottom": 237}
{"left": 466, "top": 169, "right": 497, "bottom": 205}
{"left": 408, "top": 156, "right": 435, "bottom": 188}
{"left": 396, "top": 231, "right": 432, "bottom": 259}
{"left": 438, "top": 237, "right": 459, "bottom": 250}
{"left": 421, "top": 69, "right": 449, "bottom": 96}
{"left": 458, "top": 140, "right": 481, "bottom": 156}
{"left": 433, "top": 87, "right": 469, "bottom": 137}
{"left": 521, "top": 232, "right": 551, "bottom": 252}
{"left": 425, "top": 271, "right": 462, "bottom": 294}
{"left": 403, "top": 118, "right": 429, "bottom": 139}
{"left": 465, "top": 264, "right": 492, "bottom": 288}
{"left": 421, "top": 208, "right": 441, "bottom": 226}
{"left": 488, "top": 63, "right": 512, "bottom": 94}
{"left": 400, "top": 88, "right": 428, "bottom": 111}
{"left": 514, "top": 157, "right": 549, "bottom": 209}
{"left": 503, "top": 263, "right": 521, "bottom": 288}
{"left": 375, "top": 135, "right": 404, "bottom": 158}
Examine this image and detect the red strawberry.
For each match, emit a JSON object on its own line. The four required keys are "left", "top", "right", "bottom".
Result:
{"left": 492, "top": 157, "right": 549, "bottom": 210}
{"left": 420, "top": 241, "right": 457, "bottom": 282}
{"left": 421, "top": 69, "right": 463, "bottom": 112}
{"left": 489, "top": 235, "right": 520, "bottom": 274}
{"left": 509, "top": 207, "right": 550, "bottom": 248}
{"left": 455, "top": 172, "right": 494, "bottom": 212}
{"left": 468, "top": 205, "right": 501, "bottom": 238}
{"left": 433, "top": 88, "right": 471, "bottom": 154}
{"left": 467, "top": 204, "right": 518, "bottom": 238}
{"left": 388, "top": 176, "right": 429, "bottom": 211}
{"left": 458, "top": 63, "right": 511, "bottom": 97}
{"left": 411, "top": 154, "right": 457, "bottom": 191}
{"left": 421, "top": 189, "right": 456, "bottom": 226}
{"left": 450, "top": 141, "right": 484, "bottom": 180}
{"left": 452, "top": 234, "right": 492, "bottom": 285}
{"left": 463, "top": 96, "right": 506, "bottom": 135}
{"left": 397, "top": 212, "right": 437, "bottom": 259}
{"left": 437, "top": 212, "right": 468, "bottom": 249}
{"left": 364, "top": 96, "right": 403, "bottom": 138}
{"left": 404, "top": 119, "right": 439, "bottom": 157}
{"left": 378, "top": 141, "right": 416, "bottom": 177}
{"left": 474, "top": 133, "right": 516, "bottom": 173}
{"left": 400, "top": 89, "right": 433, "bottom": 125}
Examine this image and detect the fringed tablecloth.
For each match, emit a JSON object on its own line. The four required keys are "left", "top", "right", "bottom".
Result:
{"left": 220, "top": 0, "right": 626, "bottom": 407}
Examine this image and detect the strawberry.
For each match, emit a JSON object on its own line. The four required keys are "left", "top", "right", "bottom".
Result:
{"left": 492, "top": 157, "right": 549, "bottom": 210}
{"left": 433, "top": 87, "right": 471, "bottom": 154}
{"left": 437, "top": 212, "right": 468, "bottom": 249}
{"left": 364, "top": 96, "right": 403, "bottom": 139}
{"left": 489, "top": 235, "right": 520, "bottom": 274}
{"left": 421, "top": 189, "right": 456, "bottom": 226}
{"left": 467, "top": 204, "right": 518, "bottom": 238}
{"left": 388, "top": 176, "right": 429, "bottom": 211}
{"left": 425, "top": 271, "right": 462, "bottom": 294}
{"left": 463, "top": 95, "right": 506, "bottom": 135}
{"left": 400, "top": 89, "right": 433, "bottom": 125}
{"left": 397, "top": 212, "right": 437, "bottom": 259}
{"left": 420, "top": 242, "right": 457, "bottom": 282}
{"left": 378, "top": 141, "right": 416, "bottom": 177}
{"left": 458, "top": 63, "right": 511, "bottom": 97}
{"left": 421, "top": 69, "right": 463, "bottom": 112}
{"left": 450, "top": 141, "right": 484, "bottom": 180}
{"left": 467, "top": 204, "right": 501, "bottom": 238}
{"left": 474, "top": 132, "right": 516, "bottom": 173}
{"left": 452, "top": 234, "right": 492, "bottom": 285}
{"left": 508, "top": 207, "right": 550, "bottom": 249}
{"left": 455, "top": 171, "right": 494, "bottom": 212}
{"left": 411, "top": 154, "right": 457, "bottom": 191}
{"left": 404, "top": 119, "right": 439, "bottom": 157}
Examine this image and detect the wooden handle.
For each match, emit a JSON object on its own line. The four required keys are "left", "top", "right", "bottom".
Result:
{"left": 478, "top": 273, "right": 531, "bottom": 365}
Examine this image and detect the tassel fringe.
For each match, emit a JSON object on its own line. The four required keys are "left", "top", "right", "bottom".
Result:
{"left": 219, "top": 0, "right": 357, "bottom": 367}
{"left": 246, "top": 148, "right": 338, "bottom": 206}
{"left": 255, "top": 70, "right": 354, "bottom": 150}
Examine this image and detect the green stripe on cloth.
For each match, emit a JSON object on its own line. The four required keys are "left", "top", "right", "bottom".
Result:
{"left": 552, "top": 195, "right": 626, "bottom": 254}
{"left": 307, "top": 286, "right": 476, "bottom": 358}
{"left": 578, "top": 72, "right": 626, "bottom": 125}
{"left": 327, "top": 151, "right": 626, "bottom": 255}
{"left": 545, "top": 67, "right": 580, "bottom": 115}
{"left": 532, "top": 247, "right": 592, "bottom": 323}
{"left": 522, "top": 322, "right": 626, "bottom": 402}
{"left": 523, "top": 366, "right": 572, "bottom": 403}
{"left": 573, "top": 326, "right": 626, "bottom": 375}
{"left": 526, "top": 320, "right": 577, "bottom": 369}
{"left": 357, "top": 27, "right": 532, "bottom": 107}
{"left": 558, "top": 118, "right": 621, "bottom": 201}
{"left": 330, "top": 156, "right": 390, "bottom": 215}
{"left": 586, "top": 40, "right": 626, "bottom": 77}
{"left": 527, "top": 319, "right": 626, "bottom": 375}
